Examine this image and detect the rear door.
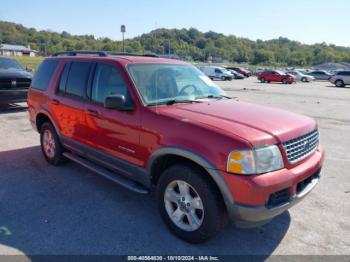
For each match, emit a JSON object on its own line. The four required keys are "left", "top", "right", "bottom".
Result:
{"left": 50, "top": 61, "right": 93, "bottom": 145}
{"left": 344, "top": 71, "right": 350, "bottom": 84}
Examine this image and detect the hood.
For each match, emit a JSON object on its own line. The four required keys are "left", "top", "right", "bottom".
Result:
{"left": 154, "top": 99, "right": 316, "bottom": 146}
{"left": 0, "top": 68, "right": 32, "bottom": 79}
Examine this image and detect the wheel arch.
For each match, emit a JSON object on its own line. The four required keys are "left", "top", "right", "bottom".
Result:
{"left": 35, "top": 111, "right": 60, "bottom": 136}
{"left": 147, "top": 147, "right": 234, "bottom": 213}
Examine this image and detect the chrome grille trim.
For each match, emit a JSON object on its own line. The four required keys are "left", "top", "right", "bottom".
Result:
{"left": 282, "top": 129, "right": 319, "bottom": 164}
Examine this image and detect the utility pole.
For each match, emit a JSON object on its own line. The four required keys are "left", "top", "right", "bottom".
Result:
{"left": 121, "top": 25, "right": 126, "bottom": 53}
{"left": 168, "top": 39, "right": 171, "bottom": 57}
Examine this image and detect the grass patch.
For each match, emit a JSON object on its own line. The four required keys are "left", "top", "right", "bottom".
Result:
{"left": 9, "top": 56, "right": 44, "bottom": 72}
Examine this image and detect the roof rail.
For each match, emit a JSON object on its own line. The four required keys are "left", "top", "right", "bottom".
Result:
{"left": 108, "top": 52, "right": 158, "bottom": 58}
{"left": 51, "top": 50, "right": 159, "bottom": 58}
{"left": 52, "top": 51, "right": 108, "bottom": 57}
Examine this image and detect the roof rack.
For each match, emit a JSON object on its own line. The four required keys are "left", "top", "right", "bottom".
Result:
{"left": 108, "top": 52, "right": 158, "bottom": 57}
{"left": 52, "top": 51, "right": 108, "bottom": 57}
{"left": 51, "top": 50, "right": 158, "bottom": 58}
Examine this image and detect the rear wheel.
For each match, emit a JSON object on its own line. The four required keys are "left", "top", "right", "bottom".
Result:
{"left": 335, "top": 80, "right": 345, "bottom": 87}
{"left": 157, "top": 164, "right": 227, "bottom": 243}
{"left": 282, "top": 78, "right": 288, "bottom": 84}
{"left": 40, "top": 122, "right": 65, "bottom": 165}
{"left": 221, "top": 76, "right": 226, "bottom": 81}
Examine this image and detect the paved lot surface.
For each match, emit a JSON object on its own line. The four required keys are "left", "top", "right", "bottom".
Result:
{"left": 0, "top": 78, "right": 349, "bottom": 256}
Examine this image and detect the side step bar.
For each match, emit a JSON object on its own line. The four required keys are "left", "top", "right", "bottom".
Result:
{"left": 63, "top": 152, "right": 149, "bottom": 194}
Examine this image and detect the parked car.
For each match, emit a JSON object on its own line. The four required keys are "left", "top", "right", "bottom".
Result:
{"left": 28, "top": 51, "right": 324, "bottom": 243}
{"left": 227, "top": 69, "right": 245, "bottom": 79}
{"left": 306, "top": 70, "right": 332, "bottom": 80}
{"left": 200, "top": 66, "right": 233, "bottom": 81}
{"left": 257, "top": 70, "right": 294, "bottom": 84}
{"left": 329, "top": 70, "right": 350, "bottom": 87}
{"left": 0, "top": 56, "right": 32, "bottom": 104}
{"left": 287, "top": 71, "right": 315, "bottom": 82}
{"left": 226, "top": 67, "right": 251, "bottom": 77}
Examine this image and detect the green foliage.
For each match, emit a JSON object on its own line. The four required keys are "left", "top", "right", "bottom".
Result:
{"left": 1, "top": 21, "right": 350, "bottom": 66}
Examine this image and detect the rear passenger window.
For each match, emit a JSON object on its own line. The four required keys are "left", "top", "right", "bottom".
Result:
{"left": 65, "top": 62, "right": 92, "bottom": 98}
{"left": 91, "top": 64, "right": 132, "bottom": 105}
{"left": 58, "top": 63, "right": 71, "bottom": 93}
{"left": 31, "top": 60, "right": 58, "bottom": 91}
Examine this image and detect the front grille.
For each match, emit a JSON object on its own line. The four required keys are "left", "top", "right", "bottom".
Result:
{"left": 266, "top": 188, "right": 290, "bottom": 208}
{"left": 0, "top": 78, "right": 31, "bottom": 90}
{"left": 282, "top": 129, "right": 319, "bottom": 164}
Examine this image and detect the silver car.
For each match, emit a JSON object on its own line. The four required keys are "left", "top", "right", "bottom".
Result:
{"left": 329, "top": 71, "right": 350, "bottom": 87}
{"left": 306, "top": 70, "right": 332, "bottom": 80}
{"left": 287, "top": 71, "right": 315, "bottom": 82}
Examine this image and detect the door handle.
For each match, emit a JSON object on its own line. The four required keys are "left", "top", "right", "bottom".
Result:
{"left": 52, "top": 99, "right": 60, "bottom": 105}
{"left": 87, "top": 109, "right": 99, "bottom": 116}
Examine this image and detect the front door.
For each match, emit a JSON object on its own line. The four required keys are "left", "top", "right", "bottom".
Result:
{"left": 83, "top": 62, "right": 142, "bottom": 167}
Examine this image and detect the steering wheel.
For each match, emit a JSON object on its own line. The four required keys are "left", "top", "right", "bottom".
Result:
{"left": 178, "top": 84, "right": 201, "bottom": 97}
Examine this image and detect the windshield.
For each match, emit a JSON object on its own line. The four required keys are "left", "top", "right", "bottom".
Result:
{"left": 127, "top": 63, "right": 226, "bottom": 105}
{"left": 0, "top": 58, "right": 23, "bottom": 70}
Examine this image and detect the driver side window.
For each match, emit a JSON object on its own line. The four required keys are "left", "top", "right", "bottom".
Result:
{"left": 91, "top": 63, "right": 132, "bottom": 105}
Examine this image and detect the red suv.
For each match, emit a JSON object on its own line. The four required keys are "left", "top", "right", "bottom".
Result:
{"left": 258, "top": 70, "right": 294, "bottom": 84}
{"left": 28, "top": 51, "right": 324, "bottom": 243}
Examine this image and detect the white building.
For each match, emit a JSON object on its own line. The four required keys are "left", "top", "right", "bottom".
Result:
{"left": 0, "top": 44, "right": 38, "bottom": 57}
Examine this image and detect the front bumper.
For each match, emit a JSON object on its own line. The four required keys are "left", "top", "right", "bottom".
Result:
{"left": 0, "top": 89, "right": 28, "bottom": 103}
{"left": 223, "top": 146, "right": 324, "bottom": 227}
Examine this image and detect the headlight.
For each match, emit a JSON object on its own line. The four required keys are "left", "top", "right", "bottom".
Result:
{"left": 227, "top": 145, "right": 284, "bottom": 175}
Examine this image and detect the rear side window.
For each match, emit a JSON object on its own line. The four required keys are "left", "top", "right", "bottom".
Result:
{"left": 31, "top": 60, "right": 58, "bottom": 91}
{"left": 65, "top": 62, "right": 92, "bottom": 98}
{"left": 338, "top": 71, "right": 350, "bottom": 76}
{"left": 58, "top": 63, "right": 71, "bottom": 93}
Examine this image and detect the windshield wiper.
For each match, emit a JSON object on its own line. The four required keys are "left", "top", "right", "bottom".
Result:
{"left": 147, "top": 99, "right": 202, "bottom": 106}
{"left": 165, "top": 99, "right": 203, "bottom": 105}
{"left": 197, "top": 95, "right": 233, "bottom": 100}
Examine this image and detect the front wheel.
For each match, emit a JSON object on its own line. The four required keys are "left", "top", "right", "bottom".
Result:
{"left": 301, "top": 77, "right": 308, "bottom": 82}
{"left": 40, "top": 122, "right": 66, "bottom": 165}
{"left": 282, "top": 78, "right": 288, "bottom": 84}
{"left": 260, "top": 78, "right": 266, "bottom": 83}
{"left": 157, "top": 164, "right": 227, "bottom": 243}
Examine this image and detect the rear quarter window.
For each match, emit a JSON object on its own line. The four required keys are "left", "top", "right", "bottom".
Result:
{"left": 31, "top": 60, "right": 59, "bottom": 91}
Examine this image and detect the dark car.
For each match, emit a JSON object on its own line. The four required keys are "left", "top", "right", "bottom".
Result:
{"left": 226, "top": 67, "right": 251, "bottom": 77}
{"left": 0, "top": 57, "right": 32, "bottom": 104}
{"left": 227, "top": 69, "right": 245, "bottom": 79}
{"left": 306, "top": 70, "right": 332, "bottom": 80}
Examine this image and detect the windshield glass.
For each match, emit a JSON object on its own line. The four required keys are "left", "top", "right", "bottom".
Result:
{"left": 127, "top": 63, "right": 226, "bottom": 105}
{"left": 0, "top": 58, "right": 23, "bottom": 70}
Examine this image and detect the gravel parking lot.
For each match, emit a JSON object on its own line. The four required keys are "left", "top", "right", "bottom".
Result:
{"left": 0, "top": 78, "right": 349, "bottom": 256}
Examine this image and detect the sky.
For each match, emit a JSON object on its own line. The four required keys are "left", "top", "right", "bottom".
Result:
{"left": 1, "top": 0, "right": 349, "bottom": 47}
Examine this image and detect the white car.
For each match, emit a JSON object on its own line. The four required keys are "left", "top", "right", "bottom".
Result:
{"left": 199, "top": 66, "right": 233, "bottom": 81}
{"left": 287, "top": 71, "right": 315, "bottom": 82}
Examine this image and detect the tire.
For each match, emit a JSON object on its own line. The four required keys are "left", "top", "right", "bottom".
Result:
{"left": 221, "top": 76, "right": 226, "bottom": 81}
{"left": 40, "top": 122, "right": 66, "bottom": 165}
{"left": 282, "top": 78, "right": 288, "bottom": 84}
{"left": 157, "top": 164, "right": 227, "bottom": 243}
{"left": 335, "top": 80, "right": 345, "bottom": 87}
{"left": 260, "top": 78, "right": 266, "bottom": 83}
{"left": 301, "top": 77, "right": 307, "bottom": 82}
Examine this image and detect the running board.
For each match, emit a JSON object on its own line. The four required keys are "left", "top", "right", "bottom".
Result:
{"left": 63, "top": 152, "right": 149, "bottom": 194}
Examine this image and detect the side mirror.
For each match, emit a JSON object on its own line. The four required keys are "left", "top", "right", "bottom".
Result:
{"left": 104, "top": 95, "right": 134, "bottom": 111}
